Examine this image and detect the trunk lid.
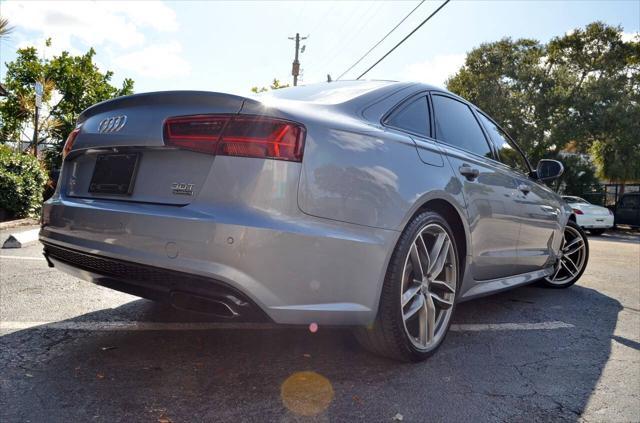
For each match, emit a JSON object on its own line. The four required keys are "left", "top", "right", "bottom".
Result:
{"left": 63, "top": 91, "right": 256, "bottom": 205}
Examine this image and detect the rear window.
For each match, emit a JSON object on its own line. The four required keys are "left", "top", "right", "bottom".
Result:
{"left": 564, "top": 196, "right": 588, "bottom": 204}
{"left": 258, "top": 81, "right": 391, "bottom": 104}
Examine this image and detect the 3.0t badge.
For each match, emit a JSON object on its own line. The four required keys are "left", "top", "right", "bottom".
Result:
{"left": 171, "top": 182, "right": 195, "bottom": 196}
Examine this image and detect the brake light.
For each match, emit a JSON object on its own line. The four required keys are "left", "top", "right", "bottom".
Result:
{"left": 62, "top": 127, "right": 81, "bottom": 159}
{"left": 572, "top": 208, "right": 584, "bottom": 215}
{"left": 163, "top": 115, "right": 305, "bottom": 162}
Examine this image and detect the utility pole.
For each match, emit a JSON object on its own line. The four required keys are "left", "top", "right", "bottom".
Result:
{"left": 288, "top": 33, "right": 307, "bottom": 86}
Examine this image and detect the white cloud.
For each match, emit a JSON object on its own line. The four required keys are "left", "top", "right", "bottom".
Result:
{"left": 4, "top": 1, "right": 190, "bottom": 82}
{"left": 114, "top": 42, "right": 191, "bottom": 79}
{"left": 404, "top": 54, "right": 466, "bottom": 88}
{"left": 16, "top": 37, "right": 76, "bottom": 58}
{"left": 4, "top": 1, "right": 177, "bottom": 50}
{"left": 621, "top": 32, "right": 639, "bottom": 42}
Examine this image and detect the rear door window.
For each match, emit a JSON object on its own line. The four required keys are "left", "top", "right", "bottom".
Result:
{"left": 431, "top": 94, "right": 493, "bottom": 158}
{"left": 385, "top": 96, "right": 430, "bottom": 137}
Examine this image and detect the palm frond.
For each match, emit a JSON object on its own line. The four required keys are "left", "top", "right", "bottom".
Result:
{"left": 0, "top": 17, "right": 15, "bottom": 39}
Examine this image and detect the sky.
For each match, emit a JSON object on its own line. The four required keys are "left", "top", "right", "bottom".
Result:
{"left": 0, "top": 0, "right": 638, "bottom": 96}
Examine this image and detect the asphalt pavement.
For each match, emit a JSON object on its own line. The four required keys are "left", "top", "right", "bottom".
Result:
{"left": 1, "top": 226, "right": 638, "bottom": 422}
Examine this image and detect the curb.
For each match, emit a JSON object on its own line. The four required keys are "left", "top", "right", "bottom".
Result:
{"left": 2, "top": 228, "right": 40, "bottom": 249}
{"left": 0, "top": 218, "right": 39, "bottom": 230}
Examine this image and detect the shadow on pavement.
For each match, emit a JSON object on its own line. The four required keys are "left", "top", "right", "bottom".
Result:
{"left": 0, "top": 284, "right": 623, "bottom": 422}
{"left": 587, "top": 229, "right": 640, "bottom": 244}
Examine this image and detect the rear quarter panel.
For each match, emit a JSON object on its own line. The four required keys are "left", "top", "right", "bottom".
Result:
{"left": 273, "top": 87, "right": 468, "bottom": 235}
{"left": 297, "top": 123, "right": 464, "bottom": 231}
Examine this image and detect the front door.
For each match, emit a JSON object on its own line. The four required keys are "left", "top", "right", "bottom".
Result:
{"left": 475, "top": 112, "right": 562, "bottom": 274}
{"left": 511, "top": 176, "right": 563, "bottom": 273}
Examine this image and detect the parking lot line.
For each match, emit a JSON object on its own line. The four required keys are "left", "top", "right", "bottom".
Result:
{"left": 0, "top": 320, "right": 574, "bottom": 332}
{"left": 0, "top": 255, "right": 45, "bottom": 260}
{"left": 451, "top": 321, "right": 574, "bottom": 331}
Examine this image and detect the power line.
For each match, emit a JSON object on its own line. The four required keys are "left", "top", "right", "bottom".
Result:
{"left": 309, "top": 1, "right": 380, "bottom": 73}
{"left": 324, "top": 1, "right": 387, "bottom": 71}
{"left": 336, "top": 0, "right": 426, "bottom": 81}
{"left": 356, "top": 0, "right": 451, "bottom": 80}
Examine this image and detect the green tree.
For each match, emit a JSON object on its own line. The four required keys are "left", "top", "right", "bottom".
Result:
{"left": 0, "top": 41, "right": 134, "bottom": 168}
{"left": 446, "top": 22, "right": 639, "bottom": 192}
{"left": 557, "top": 154, "right": 601, "bottom": 198}
{"left": 446, "top": 38, "right": 556, "bottom": 162}
{"left": 250, "top": 78, "right": 290, "bottom": 93}
{"left": 548, "top": 24, "right": 640, "bottom": 194}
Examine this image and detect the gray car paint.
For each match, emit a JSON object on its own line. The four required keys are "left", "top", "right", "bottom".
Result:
{"left": 41, "top": 81, "right": 571, "bottom": 325}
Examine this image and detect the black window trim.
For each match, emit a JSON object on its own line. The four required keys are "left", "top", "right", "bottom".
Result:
{"left": 428, "top": 91, "right": 498, "bottom": 161}
{"left": 381, "top": 91, "right": 433, "bottom": 139}
{"left": 474, "top": 109, "right": 533, "bottom": 176}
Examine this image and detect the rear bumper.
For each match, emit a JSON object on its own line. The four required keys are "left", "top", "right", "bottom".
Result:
{"left": 575, "top": 214, "right": 614, "bottom": 229}
{"left": 42, "top": 242, "right": 271, "bottom": 321}
{"left": 40, "top": 195, "right": 398, "bottom": 326}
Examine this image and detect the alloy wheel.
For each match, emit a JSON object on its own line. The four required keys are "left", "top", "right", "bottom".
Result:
{"left": 400, "top": 223, "right": 457, "bottom": 350}
{"left": 545, "top": 225, "right": 587, "bottom": 285}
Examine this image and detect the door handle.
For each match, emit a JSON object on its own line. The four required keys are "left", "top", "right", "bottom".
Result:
{"left": 540, "top": 205, "right": 558, "bottom": 215}
{"left": 518, "top": 184, "right": 531, "bottom": 195}
{"left": 459, "top": 164, "right": 479, "bottom": 181}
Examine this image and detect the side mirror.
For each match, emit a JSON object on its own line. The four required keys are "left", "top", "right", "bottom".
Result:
{"left": 536, "top": 159, "right": 564, "bottom": 182}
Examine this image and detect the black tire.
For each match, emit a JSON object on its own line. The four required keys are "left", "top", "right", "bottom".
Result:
{"left": 541, "top": 220, "right": 589, "bottom": 289}
{"left": 354, "top": 211, "right": 460, "bottom": 362}
{"left": 589, "top": 228, "right": 606, "bottom": 236}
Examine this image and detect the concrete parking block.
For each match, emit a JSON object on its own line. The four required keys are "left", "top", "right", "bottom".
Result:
{"left": 2, "top": 228, "right": 40, "bottom": 249}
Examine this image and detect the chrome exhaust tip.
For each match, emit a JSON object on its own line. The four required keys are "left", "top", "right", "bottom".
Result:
{"left": 169, "top": 291, "right": 239, "bottom": 318}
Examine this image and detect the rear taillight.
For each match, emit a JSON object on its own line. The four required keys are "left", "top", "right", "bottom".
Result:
{"left": 572, "top": 208, "right": 584, "bottom": 215}
{"left": 62, "top": 127, "right": 81, "bottom": 159}
{"left": 163, "top": 115, "right": 305, "bottom": 162}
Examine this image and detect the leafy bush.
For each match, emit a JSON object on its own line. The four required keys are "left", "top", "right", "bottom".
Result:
{"left": 0, "top": 145, "right": 48, "bottom": 219}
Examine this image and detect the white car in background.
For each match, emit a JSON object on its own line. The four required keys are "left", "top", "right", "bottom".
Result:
{"left": 562, "top": 196, "right": 614, "bottom": 235}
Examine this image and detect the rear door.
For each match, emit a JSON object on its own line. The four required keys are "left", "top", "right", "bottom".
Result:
{"left": 476, "top": 112, "right": 562, "bottom": 274}
{"left": 430, "top": 93, "right": 521, "bottom": 281}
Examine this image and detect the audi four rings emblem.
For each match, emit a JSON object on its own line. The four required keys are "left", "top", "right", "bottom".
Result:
{"left": 98, "top": 115, "right": 127, "bottom": 133}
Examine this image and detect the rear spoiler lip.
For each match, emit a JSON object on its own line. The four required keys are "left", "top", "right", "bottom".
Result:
{"left": 78, "top": 90, "right": 262, "bottom": 122}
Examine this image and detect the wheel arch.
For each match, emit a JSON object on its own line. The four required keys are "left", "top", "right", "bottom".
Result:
{"left": 398, "top": 193, "right": 470, "bottom": 280}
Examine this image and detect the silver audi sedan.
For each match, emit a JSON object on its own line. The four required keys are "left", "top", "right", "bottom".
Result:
{"left": 40, "top": 81, "right": 589, "bottom": 361}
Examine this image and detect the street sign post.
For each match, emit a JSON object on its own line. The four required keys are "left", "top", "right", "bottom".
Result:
{"left": 33, "top": 81, "right": 43, "bottom": 156}
{"left": 35, "top": 81, "right": 43, "bottom": 108}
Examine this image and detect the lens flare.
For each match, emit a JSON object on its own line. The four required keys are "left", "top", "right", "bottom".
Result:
{"left": 281, "top": 371, "right": 334, "bottom": 416}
